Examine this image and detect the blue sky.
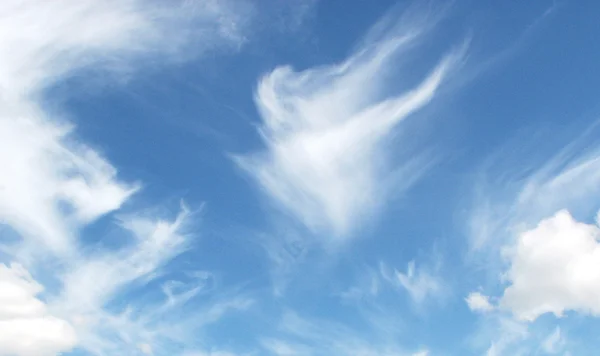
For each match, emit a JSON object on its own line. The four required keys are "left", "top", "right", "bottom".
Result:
{"left": 1, "top": 0, "right": 600, "bottom": 355}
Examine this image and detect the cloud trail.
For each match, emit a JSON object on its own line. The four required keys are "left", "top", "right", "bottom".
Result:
{"left": 0, "top": 0, "right": 254, "bottom": 354}
{"left": 238, "top": 5, "right": 467, "bottom": 240}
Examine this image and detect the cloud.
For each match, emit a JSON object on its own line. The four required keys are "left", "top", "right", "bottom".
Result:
{"left": 0, "top": 0, "right": 255, "bottom": 354}
{"left": 465, "top": 135, "right": 600, "bottom": 353}
{"left": 393, "top": 261, "right": 442, "bottom": 304}
{"left": 0, "top": 115, "right": 137, "bottom": 257}
{"left": 468, "top": 127, "right": 600, "bottom": 252}
{"left": 43, "top": 206, "right": 254, "bottom": 355}
{"left": 0, "top": 0, "right": 250, "bottom": 93}
{"left": 0, "top": 0, "right": 251, "bottom": 258}
{"left": 466, "top": 128, "right": 600, "bottom": 353}
{"left": 378, "top": 254, "right": 445, "bottom": 306}
{"left": 466, "top": 292, "right": 495, "bottom": 313}
{"left": 54, "top": 206, "right": 192, "bottom": 316}
{"left": 237, "top": 5, "right": 466, "bottom": 240}
{"left": 0, "top": 263, "right": 77, "bottom": 356}
{"left": 499, "top": 209, "right": 600, "bottom": 321}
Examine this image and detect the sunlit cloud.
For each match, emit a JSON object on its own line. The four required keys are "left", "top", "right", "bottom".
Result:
{"left": 0, "top": 263, "right": 77, "bottom": 356}
{"left": 238, "top": 4, "right": 467, "bottom": 241}
{"left": 0, "top": 0, "right": 254, "bottom": 354}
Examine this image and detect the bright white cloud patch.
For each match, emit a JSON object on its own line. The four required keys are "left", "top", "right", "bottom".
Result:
{"left": 238, "top": 9, "right": 466, "bottom": 239}
{"left": 541, "top": 327, "right": 564, "bottom": 354}
{"left": 0, "top": 263, "right": 77, "bottom": 356}
{"left": 0, "top": 0, "right": 252, "bottom": 355}
{"left": 0, "top": 116, "right": 136, "bottom": 256}
{"left": 500, "top": 209, "right": 600, "bottom": 321}
{"left": 0, "top": 0, "right": 249, "bottom": 256}
{"left": 466, "top": 292, "right": 495, "bottom": 313}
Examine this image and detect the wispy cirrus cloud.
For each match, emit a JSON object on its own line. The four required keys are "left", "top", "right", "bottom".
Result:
{"left": 391, "top": 260, "right": 443, "bottom": 305}
{"left": 237, "top": 4, "right": 467, "bottom": 241}
{"left": 0, "top": 0, "right": 251, "bottom": 258}
{"left": 0, "top": 0, "right": 256, "bottom": 355}
{"left": 468, "top": 126, "right": 600, "bottom": 252}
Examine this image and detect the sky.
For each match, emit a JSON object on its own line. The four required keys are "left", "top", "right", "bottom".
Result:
{"left": 1, "top": 0, "right": 600, "bottom": 355}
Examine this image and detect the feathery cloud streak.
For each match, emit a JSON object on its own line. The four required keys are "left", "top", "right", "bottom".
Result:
{"left": 238, "top": 7, "right": 467, "bottom": 240}
{"left": 0, "top": 0, "right": 250, "bottom": 257}
{"left": 0, "top": 0, "right": 253, "bottom": 354}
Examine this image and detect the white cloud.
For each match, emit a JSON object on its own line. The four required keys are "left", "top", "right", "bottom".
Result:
{"left": 55, "top": 206, "right": 192, "bottom": 316}
{"left": 466, "top": 292, "right": 495, "bottom": 313}
{"left": 379, "top": 260, "right": 443, "bottom": 305}
{"left": 0, "top": 0, "right": 251, "bottom": 259}
{"left": 395, "top": 261, "right": 442, "bottom": 304}
{"left": 0, "top": 0, "right": 254, "bottom": 354}
{"left": 44, "top": 207, "right": 253, "bottom": 355}
{"left": 237, "top": 6, "right": 466, "bottom": 239}
{"left": 466, "top": 135, "right": 600, "bottom": 354}
{"left": 0, "top": 115, "right": 136, "bottom": 257}
{"left": 0, "top": 263, "right": 77, "bottom": 356}
{"left": 499, "top": 209, "right": 600, "bottom": 321}
{"left": 468, "top": 130, "right": 600, "bottom": 252}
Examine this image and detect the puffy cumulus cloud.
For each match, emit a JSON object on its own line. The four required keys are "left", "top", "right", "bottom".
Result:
{"left": 0, "top": 263, "right": 76, "bottom": 356}
{"left": 466, "top": 128, "right": 600, "bottom": 353}
{"left": 466, "top": 292, "right": 495, "bottom": 313}
{"left": 237, "top": 5, "right": 466, "bottom": 240}
{"left": 500, "top": 209, "right": 600, "bottom": 321}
